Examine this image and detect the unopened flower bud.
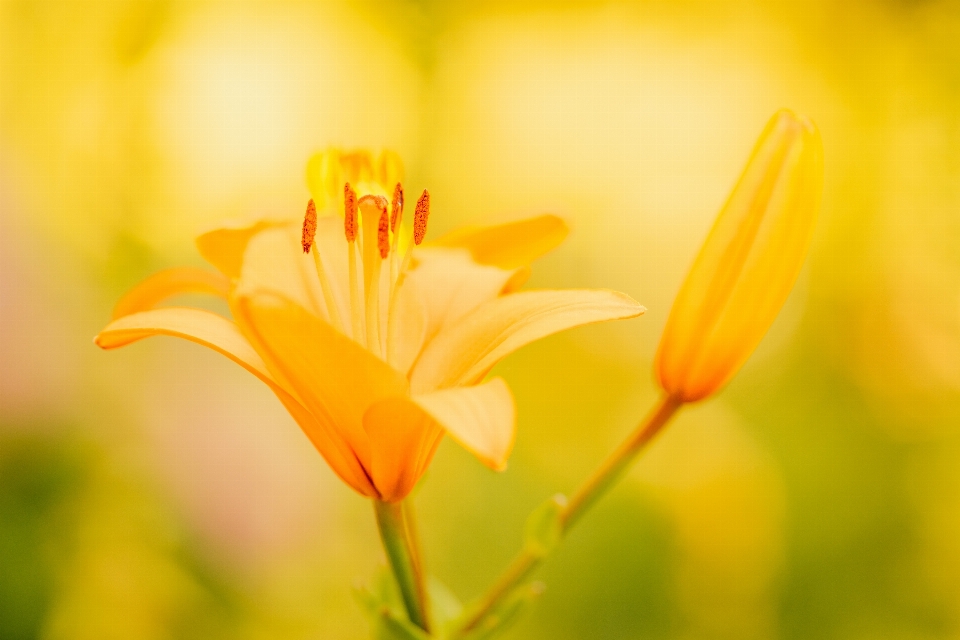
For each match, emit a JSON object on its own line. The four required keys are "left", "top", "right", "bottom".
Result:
{"left": 655, "top": 110, "right": 823, "bottom": 402}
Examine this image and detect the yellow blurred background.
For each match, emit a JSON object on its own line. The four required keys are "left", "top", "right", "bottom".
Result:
{"left": 2, "top": 0, "right": 960, "bottom": 638}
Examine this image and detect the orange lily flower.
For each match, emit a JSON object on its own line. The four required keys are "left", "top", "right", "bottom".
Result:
{"left": 655, "top": 110, "right": 823, "bottom": 402}
{"left": 96, "top": 150, "right": 645, "bottom": 502}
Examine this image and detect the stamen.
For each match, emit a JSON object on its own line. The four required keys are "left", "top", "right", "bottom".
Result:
{"left": 359, "top": 195, "right": 389, "bottom": 356}
{"left": 386, "top": 186, "right": 421, "bottom": 362}
{"left": 390, "top": 182, "right": 404, "bottom": 290}
{"left": 391, "top": 183, "right": 404, "bottom": 233}
{"left": 344, "top": 183, "right": 358, "bottom": 242}
{"left": 302, "top": 200, "right": 344, "bottom": 331}
{"left": 301, "top": 199, "right": 317, "bottom": 253}
{"left": 348, "top": 244, "right": 364, "bottom": 343}
{"left": 344, "top": 183, "right": 363, "bottom": 343}
{"left": 386, "top": 246, "right": 415, "bottom": 364}
{"left": 312, "top": 250, "right": 345, "bottom": 333}
{"left": 414, "top": 190, "right": 430, "bottom": 245}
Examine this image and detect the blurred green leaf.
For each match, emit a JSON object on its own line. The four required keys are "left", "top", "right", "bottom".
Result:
{"left": 458, "top": 582, "right": 545, "bottom": 640}
{"left": 429, "top": 575, "right": 464, "bottom": 631}
{"left": 373, "top": 609, "right": 433, "bottom": 640}
{"left": 523, "top": 494, "right": 566, "bottom": 558}
{"left": 0, "top": 433, "right": 87, "bottom": 640}
{"left": 356, "top": 564, "right": 436, "bottom": 639}
{"left": 354, "top": 564, "right": 407, "bottom": 620}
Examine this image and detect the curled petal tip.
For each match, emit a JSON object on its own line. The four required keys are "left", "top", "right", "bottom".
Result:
{"left": 600, "top": 290, "right": 647, "bottom": 316}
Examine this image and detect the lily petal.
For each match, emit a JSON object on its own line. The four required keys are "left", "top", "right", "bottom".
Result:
{"left": 362, "top": 398, "right": 444, "bottom": 502}
{"left": 237, "top": 223, "right": 330, "bottom": 321}
{"left": 412, "top": 378, "right": 516, "bottom": 471}
{"left": 410, "top": 289, "right": 645, "bottom": 392}
{"left": 111, "top": 267, "right": 230, "bottom": 319}
{"left": 312, "top": 215, "right": 353, "bottom": 329}
{"left": 405, "top": 247, "right": 520, "bottom": 340}
{"left": 387, "top": 282, "right": 427, "bottom": 376}
{"left": 429, "top": 214, "right": 569, "bottom": 269}
{"left": 196, "top": 219, "right": 283, "bottom": 279}
{"left": 233, "top": 292, "right": 409, "bottom": 472}
{"left": 94, "top": 307, "right": 377, "bottom": 496}
{"left": 362, "top": 378, "right": 514, "bottom": 501}
{"left": 230, "top": 217, "right": 357, "bottom": 337}
{"left": 502, "top": 266, "right": 532, "bottom": 294}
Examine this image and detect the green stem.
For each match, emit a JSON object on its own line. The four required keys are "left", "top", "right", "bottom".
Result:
{"left": 403, "top": 500, "right": 428, "bottom": 579}
{"left": 457, "top": 394, "right": 683, "bottom": 635}
{"left": 374, "top": 500, "right": 431, "bottom": 632}
{"left": 561, "top": 393, "right": 683, "bottom": 530}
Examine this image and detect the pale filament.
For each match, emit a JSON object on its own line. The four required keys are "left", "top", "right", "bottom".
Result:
{"left": 312, "top": 249, "right": 344, "bottom": 333}
{"left": 302, "top": 199, "right": 344, "bottom": 333}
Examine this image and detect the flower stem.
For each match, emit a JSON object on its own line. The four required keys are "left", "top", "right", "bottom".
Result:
{"left": 403, "top": 499, "right": 427, "bottom": 578}
{"left": 457, "top": 394, "right": 683, "bottom": 635}
{"left": 561, "top": 393, "right": 682, "bottom": 530}
{"left": 374, "top": 500, "right": 431, "bottom": 632}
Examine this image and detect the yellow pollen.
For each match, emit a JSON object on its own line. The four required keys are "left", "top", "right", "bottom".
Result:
{"left": 344, "top": 183, "right": 358, "bottom": 242}
{"left": 301, "top": 199, "right": 317, "bottom": 253}
{"left": 414, "top": 190, "right": 430, "bottom": 245}
{"left": 391, "top": 183, "right": 404, "bottom": 233}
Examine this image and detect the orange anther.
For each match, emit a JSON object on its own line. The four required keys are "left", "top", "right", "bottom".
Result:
{"left": 414, "top": 190, "right": 430, "bottom": 245}
{"left": 301, "top": 199, "right": 317, "bottom": 253}
{"left": 391, "top": 183, "right": 404, "bottom": 233}
{"left": 344, "top": 183, "right": 358, "bottom": 242}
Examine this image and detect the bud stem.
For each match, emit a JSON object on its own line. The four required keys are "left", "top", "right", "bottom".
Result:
{"left": 455, "top": 394, "right": 683, "bottom": 636}
{"left": 562, "top": 394, "right": 682, "bottom": 530}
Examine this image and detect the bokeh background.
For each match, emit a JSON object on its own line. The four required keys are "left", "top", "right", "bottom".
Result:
{"left": 2, "top": 0, "right": 960, "bottom": 638}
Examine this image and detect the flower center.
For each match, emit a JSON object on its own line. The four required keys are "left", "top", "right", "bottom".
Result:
{"left": 301, "top": 179, "right": 430, "bottom": 360}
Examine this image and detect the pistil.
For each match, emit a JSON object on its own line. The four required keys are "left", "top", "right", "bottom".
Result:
{"left": 359, "top": 194, "right": 389, "bottom": 357}
{"left": 386, "top": 190, "right": 430, "bottom": 361}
